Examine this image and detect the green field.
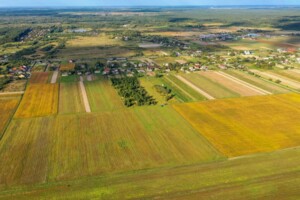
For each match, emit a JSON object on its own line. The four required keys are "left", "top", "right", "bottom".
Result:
{"left": 85, "top": 79, "right": 125, "bottom": 112}
{"left": 182, "top": 73, "right": 240, "bottom": 99}
{"left": 272, "top": 70, "right": 300, "bottom": 82}
{"left": 0, "top": 146, "right": 299, "bottom": 199}
{"left": 0, "top": 106, "right": 222, "bottom": 187}
{"left": 59, "top": 82, "right": 85, "bottom": 114}
{"left": 59, "top": 75, "right": 80, "bottom": 83}
{"left": 162, "top": 74, "right": 207, "bottom": 102}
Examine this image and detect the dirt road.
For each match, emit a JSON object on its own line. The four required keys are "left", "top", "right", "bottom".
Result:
{"left": 79, "top": 76, "right": 91, "bottom": 113}
{"left": 217, "top": 71, "right": 272, "bottom": 95}
{"left": 50, "top": 70, "right": 59, "bottom": 84}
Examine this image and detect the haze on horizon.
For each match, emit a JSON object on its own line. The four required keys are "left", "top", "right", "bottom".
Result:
{"left": 0, "top": 0, "right": 300, "bottom": 7}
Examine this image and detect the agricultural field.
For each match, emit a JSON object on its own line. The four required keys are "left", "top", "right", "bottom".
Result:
{"left": 0, "top": 95, "right": 20, "bottom": 138}
{"left": 272, "top": 69, "right": 300, "bottom": 82}
{"left": 139, "top": 76, "right": 178, "bottom": 104}
{"left": 181, "top": 73, "right": 240, "bottom": 99}
{"left": 199, "top": 71, "right": 263, "bottom": 97}
{"left": 59, "top": 82, "right": 85, "bottom": 114}
{"left": 60, "top": 63, "right": 75, "bottom": 71}
{"left": 162, "top": 74, "right": 207, "bottom": 102}
{"left": 59, "top": 75, "right": 80, "bottom": 83}
{"left": 1, "top": 5, "right": 300, "bottom": 200}
{"left": 0, "top": 106, "right": 222, "bottom": 186}
{"left": 14, "top": 84, "right": 59, "bottom": 118}
{"left": 85, "top": 79, "right": 125, "bottom": 112}
{"left": 251, "top": 69, "right": 300, "bottom": 91}
{"left": 29, "top": 72, "right": 52, "bottom": 84}
{"left": 57, "top": 46, "right": 136, "bottom": 59}
{"left": 225, "top": 70, "right": 292, "bottom": 94}
{"left": 174, "top": 93, "right": 300, "bottom": 157}
{"left": 0, "top": 80, "right": 27, "bottom": 92}
{"left": 66, "top": 34, "right": 125, "bottom": 47}
{"left": 0, "top": 144, "right": 299, "bottom": 199}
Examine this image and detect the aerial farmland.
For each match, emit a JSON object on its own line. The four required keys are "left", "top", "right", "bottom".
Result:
{"left": 0, "top": 4, "right": 300, "bottom": 200}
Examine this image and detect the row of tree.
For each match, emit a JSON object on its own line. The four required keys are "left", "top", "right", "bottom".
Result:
{"left": 111, "top": 77, "right": 157, "bottom": 107}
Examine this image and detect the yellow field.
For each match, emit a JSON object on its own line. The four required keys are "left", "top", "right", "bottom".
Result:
{"left": 0, "top": 96, "right": 20, "bottom": 137}
{"left": 173, "top": 93, "right": 300, "bottom": 157}
{"left": 60, "top": 63, "right": 75, "bottom": 71}
{"left": 15, "top": 84, "right": 59, "bottom": 118}
{"left": 67, "top": 34, "right": 124, "bottom": 47}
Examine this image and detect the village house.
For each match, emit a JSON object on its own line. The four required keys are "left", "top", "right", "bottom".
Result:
{"left": 102, "top": 67, "right": 111, "bottom": 75}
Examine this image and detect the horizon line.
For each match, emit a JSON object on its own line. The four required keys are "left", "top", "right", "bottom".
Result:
{"left": 1, "top": 5, "right": 300, "bottom": 8}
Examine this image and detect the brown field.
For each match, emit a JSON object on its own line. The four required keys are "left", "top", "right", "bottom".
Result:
{"left": 0, "top": 96, "right": 20, "bottom": 137}
{"left": 0, "top": 80, "right": 27, "bottom": 92}
{"left": 199, "top": 71, "right": 263, "bottom": 96}
{"left": 29, "top": 72, "right": 51, "bottom": 84}
{"left": 14, "top": 84, "right": 59, "bottom": 118}
{"left": 174, "top": 93, "right": 300, "bottom": 157}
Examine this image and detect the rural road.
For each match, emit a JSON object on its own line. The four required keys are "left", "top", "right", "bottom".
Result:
{"left": 216, "top": 71, "right": 272, "bottom": 95}
{"left": 79, "top": 76, "right": 91, "bottom": 113}
{"left": 51, "top": 70, "right": 59, "bottom": 84}
{"left": 251, "top": 70, "right": 300, "bottom": 89}
{"left": 176, "top": 75, "right": 215, "bottom": 100}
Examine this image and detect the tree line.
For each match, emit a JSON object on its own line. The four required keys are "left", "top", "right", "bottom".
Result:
{"left": 111, "top": 77, "right": 157, "bottom": 107}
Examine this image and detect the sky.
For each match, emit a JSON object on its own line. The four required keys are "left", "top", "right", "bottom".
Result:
{"left": 1, "top": 0, "right": 300, "bottom": 7}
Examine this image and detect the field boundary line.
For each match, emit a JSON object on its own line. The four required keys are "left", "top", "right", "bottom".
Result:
{"left": 164, "top": 76, "right": 197, "bottom": 101}
{"left": 217, "top": 71, "right": 272, "bottom": 95}
{"left": 175, "top": 75, "right": 215, "bottom": 100}
{"left": 79, "top": 77, "right": 91, "bottom": 113}
{"left": 228, "top": 146, "right": 300, "bottom": 161}
{"left": 0, "top": 91, "right": 24, "bottom": 95}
